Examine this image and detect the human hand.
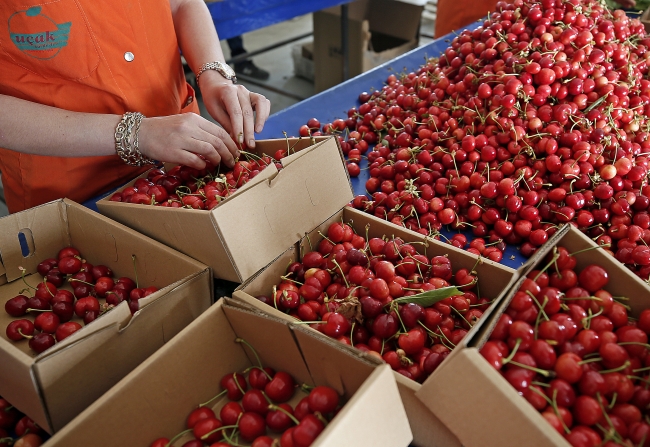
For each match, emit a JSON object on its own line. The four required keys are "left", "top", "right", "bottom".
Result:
{"left": 198, "top": 71, "right": 271, "bottom": 148}
{"left": 137, "top": 113, "right": 239, "bottom": 170}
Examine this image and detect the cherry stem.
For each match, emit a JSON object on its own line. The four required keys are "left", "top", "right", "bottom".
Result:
{"left": 165, "top": 428, "right": 193, "bottom": 447}
{"left": 17, "top": 328, "right": 33, "bottom": 340}
{"left": 314, "top": 411, "right": 329, "bottom": 426}
{"left": 582, "top": 357, "right": 609, "bottom": 368}
{"left": 201, "top": 424, "right": 239, "bottom": 441}
{"left": 280, "top": 274, "right": 303, "bottom": 286}
{"left": 68, "top": 278, "right": 94, "bottom": 287}
{"left": 609, "top": 392, "right": 618, "bottom": 410}
{"left": 501, "top": 338, "right": 521, "bottom": 365}
{"left": 533, "top": 251, "right": 560, "bottom": 281}
{"left": 235, "top": 338, "right": 264, "bottom": 369}
{"left": 198, "top": 389, "right": 227, "bottom": 408}
{"left": 568, "top": 244, "right": 611, "bottom": 257}
{"left": 551, "top": 388, "right": 571, "bottom": 435}
{"left": 26, "top": 308, "right": 50, "bottom": 313}
{"left": 433, "top": 324, "right": 456, "bottom": 349}
{"left": 595, "top": 392, "right": 619, "bottom": 441}
{"left": 18, "top": 267, "right": 37, "bottom": 291}
{"left": 350, "top": 321, "right": 356, "bottom": 348}
{"left": 268, "top": 404, "right": 300, "bottom": 425}
{"left": 599, "top": 361, "right": 632, "bottom": 375}
{"left": 508, "top": 360, "right": 553, "bottom": 377}
{"left": 633, "top": 366, "right": 650, "bottom": 373}
{"left": 301, "top": 383, "right": 315, "bottom": 393}
{"left": 247, "top": 365, "right": 273, "bottom": 381}
{"left": 330, "top": 259, "right": 350, "bottom": 288}
{"left": 451, "top": 306, "right": 473, "bottom": 328}
{"left": 528, "top": 384, "right": 553, "bottom": 406}
{"left": 618, "top": 341, "right": 650, "bottom": 350}
{"left": 0, "top": 437, "right": 13, "bottom": 444}
{"left": 131, "top": 255, "right": 140, "bottom": 289}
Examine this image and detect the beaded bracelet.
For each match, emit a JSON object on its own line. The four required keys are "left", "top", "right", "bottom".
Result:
{"left": 114, "top": 112, "right": 156, "bottom": 167}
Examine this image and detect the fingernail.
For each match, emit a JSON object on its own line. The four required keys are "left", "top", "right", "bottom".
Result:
{"left": 238, "top": 134, "right": 244, "bottom": 144}
{"left": 255, "top": 125, "right": 263, "bottom": 133}
{"left": 248, "top": 139, "right": 255, "bottom": 147}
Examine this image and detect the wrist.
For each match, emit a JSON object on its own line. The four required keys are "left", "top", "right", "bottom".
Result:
{"left": 114, "top": 112, "right": 156, "bottom": 167}
{"left": 195, "top": 61, "right": 237, "bottom": 86}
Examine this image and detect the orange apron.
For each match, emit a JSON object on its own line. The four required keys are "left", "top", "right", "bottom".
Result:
{"left": 0, "top": 0, "right": 200, "bottom": 213}
{"left": 435, "top": 0, "right": 511, "bottom": 38}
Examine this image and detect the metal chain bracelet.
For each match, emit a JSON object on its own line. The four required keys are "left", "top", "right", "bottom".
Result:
{"left": 114, "top": 112, "right": 156, "bottom": 167}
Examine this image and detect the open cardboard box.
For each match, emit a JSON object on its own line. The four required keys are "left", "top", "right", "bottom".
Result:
{"left": 97, "top": 136, "right": 353, "bottom": 284}
{"left": 415, "top": 225, "right": 650, "bottom": 447}
{"left": 44, "top": 299, "right": 413, "bottom": 447}
{"left": 232, "top": 206, "right": 518, "bottom": 446}
{"left": 313, "top": 0, "right": 423, "bottom": 92}
{"left": 0, "top": 199, "right": 212, "bottom": 433}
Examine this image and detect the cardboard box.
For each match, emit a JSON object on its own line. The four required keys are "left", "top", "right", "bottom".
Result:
{"left": 97, "top": 136, "right": 353, "bottom": 283}
{"left": 313, "top": 0, "right": 423, "bottom": 92}
{"left": 416, "top": 225, "right": 650, "bottom": 447}
{"left": 232, "top": 206, "right": 518, "bottom": 446}
{"left": 292, "top": 41, "right": 315, "bottom": 81}
{"left": 0, "top": 199, "right": 212, "bottom": 433}
{"left": 44, "top": 299, "right": 413, "bottom": 447}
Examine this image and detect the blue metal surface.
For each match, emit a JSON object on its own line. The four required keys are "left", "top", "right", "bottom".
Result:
{"left": 258, "top": 21, "right": 527, "bottom": 270}
{"left": 208, "top": 0, "right": 350, "bottom": 41}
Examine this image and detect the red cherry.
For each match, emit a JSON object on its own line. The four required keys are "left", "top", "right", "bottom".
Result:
{"left": 308, "top": 386, "right": 340, "bottom": 414}
{"left": 265, "top": 371, "right": 295, "bottom": 403}
{"left": 55, "top": 321, "right": 82, "bottom": 342}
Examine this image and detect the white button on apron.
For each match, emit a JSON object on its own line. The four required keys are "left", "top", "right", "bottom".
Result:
{"left": 124, "top": 52, "right": 134, "bottom": 62}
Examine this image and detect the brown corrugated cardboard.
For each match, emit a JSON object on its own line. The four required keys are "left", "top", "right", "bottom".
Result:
{"left": 0, "top": 199, "right": 212, "bottom": 433}
{"left": 98, "top": 136, "right": 352, "bottom": 283}
{"left": 416, "top": 225, "right": 650, "bottom": 447}
{"left": 232, "top": 206, "right": 518, "bottom": 447}
{"left": 44, "top": 300, "right": 413, "bottom": 447}
{"left": 313, "top": 0, "right": 423, "bottom": 92}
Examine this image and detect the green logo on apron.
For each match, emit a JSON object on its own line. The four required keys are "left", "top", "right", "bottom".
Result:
{"left": 9, "top": 6, "right": 71, "bottom": 60}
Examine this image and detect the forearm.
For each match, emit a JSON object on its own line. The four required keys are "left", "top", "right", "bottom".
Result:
{"left": 170, "top": 0, "right": 225, "bottom": 76}
{"left": 0, "top": 94, "right": 119, "bottom": 157}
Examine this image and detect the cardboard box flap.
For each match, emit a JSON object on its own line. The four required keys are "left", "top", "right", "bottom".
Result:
{"left": 222, "top": 303, "right": 312, "bottom": 385}
{"left": 0, "top": 336, "right": 46, "bottom": 429}
{"left": 0, "top": 201, "right": 69, "bottom": 282}
{"left": 65, "top": 201, "right": 207, "bottom": 283}
{"left": 43, "top": 300, "right": 243, "bottom": 447}
{"left": 99, "top": 200, "right": 238, "bottom": 281}
{"left": 393, "top": 375, "right": 462, "bottom": 447}
{"left": 33, "top": 322, "right": 120, "bottom": 431}
{"left": 313, "top": 365, "right": 412, "bottom": 447}
{"left": 34, "top": 272, "right": 211, "bottom": 433}
{"left": 416, "top": 349, "right": 566, "bottom": 447}
{"left": 292, "top": 323, "right": 379, "bottom": 396}
{"left": 214, "top": 137, "right": 353, "bottom": 281}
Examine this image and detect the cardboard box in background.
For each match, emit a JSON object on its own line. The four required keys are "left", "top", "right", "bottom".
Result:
{"left": 0, "top": 199, "right": 212, "bottom": 433}
{"left": 232, "top": 206, "right": 518, "bottom": 447}
{"left": 98, "top": 136, "right": 352, "bottom": 283}
{"left": 292, "top": 41, "right": 315, "bottom": 81}
{"left": 313, "top": 0, "right": 423, "bottom": 92}
{"left": 44, "top": 300, "right": 413, "bottom": 447}
{"left": 416, "top": 225, "right": 650, "bottom": 447}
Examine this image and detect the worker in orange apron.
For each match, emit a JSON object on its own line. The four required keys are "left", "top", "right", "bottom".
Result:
{"left": 0, "top": 0, "right": 270, "bottom": 213}
{"left": 435, "top": 0, "right": 636, "bottom": 38}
